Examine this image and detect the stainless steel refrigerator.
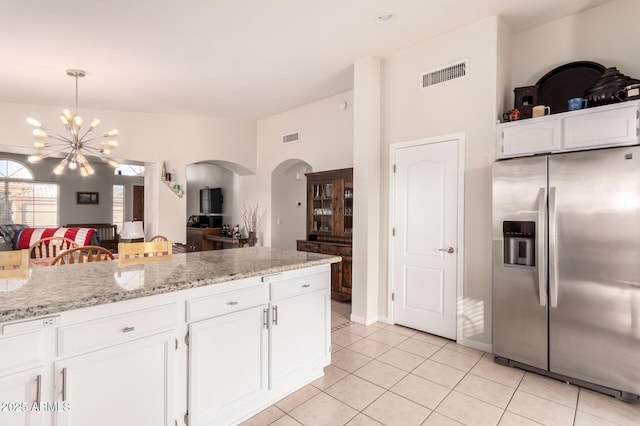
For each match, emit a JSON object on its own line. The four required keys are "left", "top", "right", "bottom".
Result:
{"left": 492, "top": 145, "right": 640, "bottom": 402}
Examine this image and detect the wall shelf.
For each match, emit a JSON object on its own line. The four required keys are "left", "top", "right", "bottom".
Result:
{"left": 161, "top": 178, "right": 183, "bottom": 198}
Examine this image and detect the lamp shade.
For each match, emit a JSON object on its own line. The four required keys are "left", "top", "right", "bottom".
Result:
{"left": 121, "top": 221, "right": 145, "bottom": 240}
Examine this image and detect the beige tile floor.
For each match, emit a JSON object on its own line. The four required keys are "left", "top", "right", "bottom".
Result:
{"left": 242, "top": 301, "right": 640, "bottom": 426}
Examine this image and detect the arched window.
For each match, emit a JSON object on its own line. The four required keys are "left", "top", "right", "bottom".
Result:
{"left": 0, "top": 160, "right": 34, "bottom": 180}
{"left": 0, "top": 159, "right": 59, "bottom": 227}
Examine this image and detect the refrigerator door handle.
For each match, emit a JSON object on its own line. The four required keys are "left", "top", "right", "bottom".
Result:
{"left": 549, "top": 186, "right": 558, "bottom": 308}
{"left": 537, "top": 187, "right": 547, "bottom": 307}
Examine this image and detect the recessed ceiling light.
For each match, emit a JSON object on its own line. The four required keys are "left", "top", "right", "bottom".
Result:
{"left": 376, "top": 14, "right": 394, "bottom": 24}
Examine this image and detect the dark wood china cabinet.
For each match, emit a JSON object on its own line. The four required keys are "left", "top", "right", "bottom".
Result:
{"left": 297, "top": 168, "right": 353, "bottom": 301}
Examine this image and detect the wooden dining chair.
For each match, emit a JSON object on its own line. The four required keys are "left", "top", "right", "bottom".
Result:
{"left": 149, "top": 235, "right": 168, "bottom": 242}
{"left": 0, "top": 249, "right": 30, "bottom": 279}
{"left": 29, "top": 236, "right": 79, "bottom": 259}
{"left": 118, "top": 241, "right": 172, "bottom": 266}
{"left": 51, "top": 246, "right": 115, "bottom": 265}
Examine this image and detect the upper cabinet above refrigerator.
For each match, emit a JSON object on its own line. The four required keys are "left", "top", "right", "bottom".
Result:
{"left": 497, "top": 100, "right": 640, "bottom": 159}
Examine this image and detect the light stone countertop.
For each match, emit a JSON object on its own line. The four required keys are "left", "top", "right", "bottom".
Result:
{"left": 0, "top": 247, "right": 340, "bottom": 323}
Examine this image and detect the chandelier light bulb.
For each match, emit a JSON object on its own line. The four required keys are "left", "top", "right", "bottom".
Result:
{"left": 107, "top": 160, "right": 119, "bottom": 168}
{"left": 73, "top": 116, "right": 83, "bottom": 127}
{"left": 26, "top": 117, "right": 42, "bottom": 127}
{"left": 80, "top": 167, "right": 88, "bottom": 177}
{"left": 106, "top": 129, "right": 119, "bottom": 137}
{"left": 68, "top": 161, "right": 77, "bottom": 170}
{"left": 33, "top": 128, "right": 48, "bottom": 138}
{"left": 34, "top": 142, "right": 48, "bottom": 149}
{"left": 63, "top": 109, "right": 73, "bottom": 121}
{"left": 104, "top": 140, "right": 118, "bottom": 147}
{"left": 28, "top": 155, "right": 43, "bottom": 163}
{"left": 101, "top": 148, "right": 111, "bottom": 155}
{"left": 86, "top": 165, "right": 95, "bottom": 175}
{"left": 60, "top": 115, "right": 70, "bottom": 126}
{"left": 90, "top": 118, "right": 100, "bottom": 129}
{"left": 53, "top": 165, "right": 65, "bottom": 175}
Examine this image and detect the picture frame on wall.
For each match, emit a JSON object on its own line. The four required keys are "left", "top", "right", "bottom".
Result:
{"left": 77, "top": 191, "right": 99, "bottom": 205}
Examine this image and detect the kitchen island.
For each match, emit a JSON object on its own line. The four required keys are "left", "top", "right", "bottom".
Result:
{"left": 0, "top": 247, "right": 340, "bottom": 426}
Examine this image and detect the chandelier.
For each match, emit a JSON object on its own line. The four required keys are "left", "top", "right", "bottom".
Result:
{"left": 26, "top": 69, "right": 119, "bottom": 176}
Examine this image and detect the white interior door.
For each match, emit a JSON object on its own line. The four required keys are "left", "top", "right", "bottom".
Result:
{"left": 391, "top": 139, "right": 459, "bottom": 339}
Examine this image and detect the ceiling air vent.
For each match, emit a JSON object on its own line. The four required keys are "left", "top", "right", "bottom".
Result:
{"left": 283, "top": 132, "right": 300, "bottom": 144}
{"left": 421, "top": 59, "right": 468, "bottom": 88}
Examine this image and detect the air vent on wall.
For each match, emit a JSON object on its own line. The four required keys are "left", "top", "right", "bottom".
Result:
{"left": 420, "top": 59, "right": 468, "bottom": 88}
{"left": 283, "top": 132, "right": 300, "bottom": 144}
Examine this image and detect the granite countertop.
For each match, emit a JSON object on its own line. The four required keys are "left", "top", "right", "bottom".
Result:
{"left": 0, "top": 247, "right": 340, "bottom": 323}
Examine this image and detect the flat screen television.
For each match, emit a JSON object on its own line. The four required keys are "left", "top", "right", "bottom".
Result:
{"left": 200, "top": 188, "right": 222, "bottom": 214}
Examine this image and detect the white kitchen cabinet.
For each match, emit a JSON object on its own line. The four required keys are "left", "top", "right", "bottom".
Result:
{"left": 0, "top": 367, "right": 44, "bottom": 426}
{"left": 499, "top": 118, "right": 562, "bottom": 158}
{"left": 497, "top": 100, "right": 640, "bottom": 159}
{"left": 269, "top": 280, "right": 330, "bottom": 390}
{"left": 564, "top": 102, "right": 639, "bottom": 150}
{"left": 188, "top": 304, "right": 269, "bottom": 426}
{"left": 186, "top": 267, "right": 331, "bottom": 426}
{"left": 54, "top": 330, "right": 175, "bottom": 426}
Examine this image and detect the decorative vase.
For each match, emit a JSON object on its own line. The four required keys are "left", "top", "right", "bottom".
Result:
{"left": 248, "top": 231, "right": 256, "bottom": 247}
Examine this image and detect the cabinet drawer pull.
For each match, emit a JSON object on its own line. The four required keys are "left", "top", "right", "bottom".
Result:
{"left": 301, "top": 284, "right": 311, "bottom": 288}
{"left": 61, "top": 368, "right": 67, "bottom": 401}
{"left": 36, "top": 374, "right": 42, "bottom": 406}
{"left": 272, "top": 305, "right": 278, "bottom": 326}
{"left": 122, "top": 326, "right": 136, "bottom": 333}
{"left": 226, "top": 301, "right": 239, "bottom": 306}
{"left": 263, "top": 308, "right": 268, "bottom": 329}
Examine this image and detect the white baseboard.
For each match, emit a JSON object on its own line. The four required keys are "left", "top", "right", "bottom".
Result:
{"left": 349, "top": 314, "right": 383, "bottom": 326}
{"left": 376, "top": 316, "right": 391, "bottom": 324}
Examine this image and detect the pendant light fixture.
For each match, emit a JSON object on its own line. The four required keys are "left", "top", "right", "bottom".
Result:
{"left": 26, "top": 69, "right": 120, "bottom": 176}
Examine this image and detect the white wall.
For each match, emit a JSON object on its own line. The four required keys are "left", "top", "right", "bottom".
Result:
{"left": 256, "top": 91, "right": 354, "bottom": 247}
{"left": 270, "top": 161, "right": 310, "bottom": 250}
{"left": 0, "top": 102, "right": 256, "bottom": 243}
{"left": 511, "top": 0, "right": 640, "bottom": 94}
{"left": 380, "top": 17, "right": 502, "bottom": 350}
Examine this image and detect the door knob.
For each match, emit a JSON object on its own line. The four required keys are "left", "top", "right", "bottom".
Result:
{"left": 438, "top": 247, "right": 455, "bottom": 254}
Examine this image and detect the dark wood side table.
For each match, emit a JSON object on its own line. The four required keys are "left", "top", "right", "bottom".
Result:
{"left": 203, "top": 235, "right": 250, "bottom": 249}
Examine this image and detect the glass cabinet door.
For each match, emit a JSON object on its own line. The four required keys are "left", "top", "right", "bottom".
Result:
{"left": 343, "top": 182, "right": 353, "bottom": 235}
{"left": 312, "top": 183, "right": 333, "bottom": 233}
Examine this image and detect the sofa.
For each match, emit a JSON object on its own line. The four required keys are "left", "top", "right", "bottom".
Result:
{"left": 15, "top": 228, "right": 99, "bottom": 250}
{"left": 1, "top": 224, "right": 119, "bottom": 252}
{"left": 0, "top": 224, "right": 28, "bottom": 250}
{"left": 0, "top": 225, "right": 103, "bottom": 252}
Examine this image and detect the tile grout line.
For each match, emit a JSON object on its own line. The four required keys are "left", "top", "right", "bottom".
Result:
{"left": 421, "top": 346, "right": 498, "bottom": 425}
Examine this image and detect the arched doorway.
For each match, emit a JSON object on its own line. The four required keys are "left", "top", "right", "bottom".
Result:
{"left": 270, "top": 159, "right": 311, "bottom": 250}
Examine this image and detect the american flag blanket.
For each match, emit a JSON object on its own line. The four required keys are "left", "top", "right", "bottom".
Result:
{"left": 15, "top": 228, "right": 97, "bottom": 249}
